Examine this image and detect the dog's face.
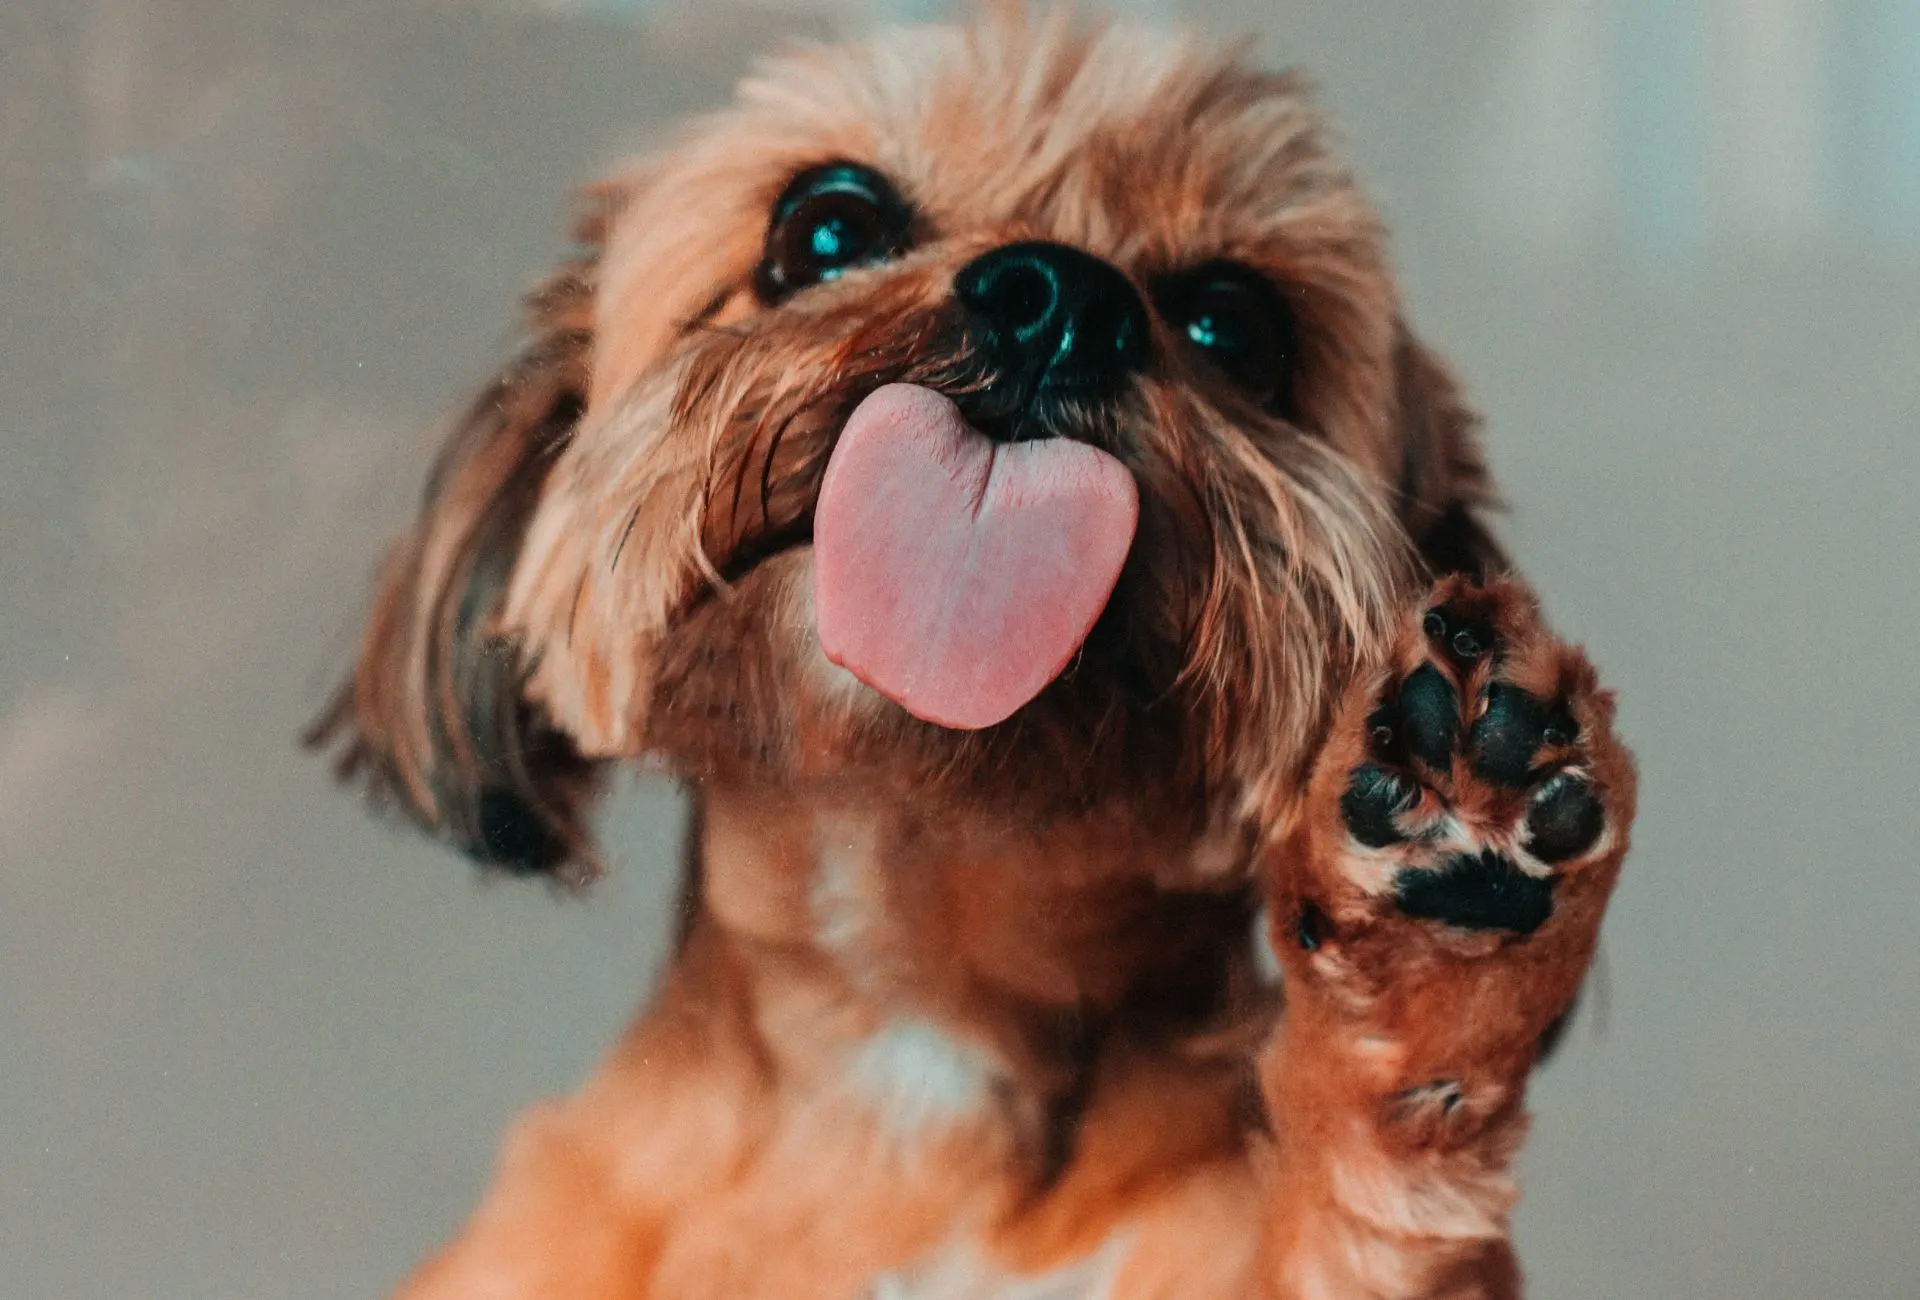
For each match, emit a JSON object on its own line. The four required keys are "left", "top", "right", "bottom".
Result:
{"left": 315, "top": 12, "right": 1501, "bottom": 877}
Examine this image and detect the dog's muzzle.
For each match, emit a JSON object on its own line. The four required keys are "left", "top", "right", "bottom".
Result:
{"left": 954, "top": 241, "right": 1150, "bottom": 416}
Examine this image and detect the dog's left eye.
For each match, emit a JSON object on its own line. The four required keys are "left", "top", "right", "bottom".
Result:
{"left": 756, "top": 163, "right": 913, "bottom": 302}
{"left": 1157, "top": 265, "right": 1298, "bottom": 409}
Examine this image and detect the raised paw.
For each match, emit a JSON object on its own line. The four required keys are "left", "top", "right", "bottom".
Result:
{"left": 1268, "top": 576, "right": 1637, "bottom": 1080}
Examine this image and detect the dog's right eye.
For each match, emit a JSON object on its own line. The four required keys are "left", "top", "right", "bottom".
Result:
{"left": 1156, "top": 263, "right": 1299, "bottom": 412}
{"left": 755, "top": 163, "right": 913, "bottom": 302}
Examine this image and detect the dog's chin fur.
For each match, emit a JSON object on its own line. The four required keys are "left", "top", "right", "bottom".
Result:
{"left": 307, "top": 7, "right": 1559, "bottom": 1297}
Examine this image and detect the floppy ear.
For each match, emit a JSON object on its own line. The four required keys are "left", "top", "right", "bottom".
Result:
{"left": 307, "top": 194, "right": 622, "bottom": 881}
{"left": 1391, "top": 326, "right": 1509, "bottom": 580}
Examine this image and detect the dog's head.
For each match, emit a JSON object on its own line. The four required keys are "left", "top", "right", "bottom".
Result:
{"left": 311, "top": 9, "right": 1502, "bottom": 880}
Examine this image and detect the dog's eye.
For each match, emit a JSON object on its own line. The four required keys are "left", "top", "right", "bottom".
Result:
{"left": 1158, "top": 265, "right": 1297, "bottom": 409}
{"left": 756, "top": 163, "right": 913, "bottom": 302}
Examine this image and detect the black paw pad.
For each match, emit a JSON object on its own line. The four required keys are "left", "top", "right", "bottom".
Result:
{"left": 1468, "top": 684, "right": 1578, "bottom": 787}
{"left": 1341, "top": 763, "right": 1421, "bottom": 848}
{"left": 1394, "top": 850, "right": 1554, "bottom": 934}
{"left": 1423, "top": 604, "right": 1497, "bottom": 669}
{"left": 1525, "top": 772, "right": 1605, "bottom": 863}
{"left": 1396, "top": 665, "right": 1459, "bottom": 770}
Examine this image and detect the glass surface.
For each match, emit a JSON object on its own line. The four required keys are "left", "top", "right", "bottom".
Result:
{"left": 4, "top": 2, "right": 1915, "bottom": 1296}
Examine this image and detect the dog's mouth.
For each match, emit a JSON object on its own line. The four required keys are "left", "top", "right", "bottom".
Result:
{"left": 811, "top": 384, "right": 1139, "bottom": 731}
{"left": 701, "top": 381, "right": 1155, "bottom": 733}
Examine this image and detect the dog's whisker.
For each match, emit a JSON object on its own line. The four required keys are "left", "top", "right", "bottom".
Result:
{"left": 610, "top": 497, "right": 646, "bottom": 573}
{"left": 566, "top": 572, "right": 588, "bottom": 649}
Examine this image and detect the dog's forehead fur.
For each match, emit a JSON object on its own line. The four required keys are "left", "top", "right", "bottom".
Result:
{"left": 597, "top": 16, "right": 1393, "bottom": 442}
{"left": 753, "top": 20, "right": 1346, "bottom": 234}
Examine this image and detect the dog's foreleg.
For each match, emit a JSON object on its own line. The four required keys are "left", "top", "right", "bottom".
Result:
{"left": 391, "top": 934, "right": 769, "bottom": 1300}
{"left": 1252, "top": 578, "right": 1635, "bottom": 1299}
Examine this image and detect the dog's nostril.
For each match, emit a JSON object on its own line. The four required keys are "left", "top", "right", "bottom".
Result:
{"left": 963, "top": 257, "right": 1057, "bottom": 337}
{"left": 954, "top": 241, "right": 1149, "bottom": 402}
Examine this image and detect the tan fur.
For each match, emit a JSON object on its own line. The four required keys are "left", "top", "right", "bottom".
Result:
{"left": 313, "top": 8, "right": 1630, "bottom": 1297}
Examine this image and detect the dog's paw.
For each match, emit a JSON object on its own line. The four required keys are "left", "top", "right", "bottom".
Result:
{"left": 1272, "top": 577, "right": 1636, "bottom": 1077}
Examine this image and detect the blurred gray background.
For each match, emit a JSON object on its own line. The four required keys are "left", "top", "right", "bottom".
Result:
{"left": 4, "top": 1, "right": 1916, "bottom": 1296}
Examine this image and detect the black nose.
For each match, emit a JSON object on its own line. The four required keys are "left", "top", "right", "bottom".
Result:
{"left": 954, "top": 242, "right": 1149, "bottom": 403}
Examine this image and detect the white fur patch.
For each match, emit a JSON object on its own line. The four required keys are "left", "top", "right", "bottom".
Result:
{"left": 1327, "top": 1138, "right": 1515, "bottom": 1242}
{"left": 793, "top": 567, "right": 876, "bottom": 709}
{"left": 871, "top": 1230, "right": 1131, "bottom": 1300}
{"left": 846, "top": 1019, "right": 1001, "bottom": 1135}
{"left": 812, "top": 811, "right": 880, "bottom": 954}
{"left": 1251, "top": 904, "right": 1284, "bottom": 987}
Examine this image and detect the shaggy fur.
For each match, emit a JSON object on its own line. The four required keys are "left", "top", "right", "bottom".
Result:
{"left": 312, "top": 7, "right": 1632, "bottom": 1297}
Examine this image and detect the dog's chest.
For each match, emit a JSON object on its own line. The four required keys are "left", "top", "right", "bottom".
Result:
{"left": 868, "top": 1232, "right": 1129, "bottom": 1300}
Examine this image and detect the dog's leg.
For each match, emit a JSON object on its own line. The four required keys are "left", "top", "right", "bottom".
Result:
{"left": 391, "top": 928, "right": 770, "bottom": 1300}
{"left": 1254, "top": 577, "right": 1636, "bottom": 1299}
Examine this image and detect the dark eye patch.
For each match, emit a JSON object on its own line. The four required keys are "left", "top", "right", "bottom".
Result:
{"left": 754, "top": 162, "right": 914, "bottom": 303}
{"left": 1154, "top": 262, "right": 1299, "bottom": 411}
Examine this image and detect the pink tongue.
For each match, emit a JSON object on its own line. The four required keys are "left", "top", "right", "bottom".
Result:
{"left": 813, "top": 383, "right": 1139, "bottom": 731}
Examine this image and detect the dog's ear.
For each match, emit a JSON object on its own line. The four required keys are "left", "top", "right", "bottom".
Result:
{"left": 307, "top": 195, "right": 622, "bottom": 882}
{"left": 1391, "top": 325, "right": 1508, "bottom": 580}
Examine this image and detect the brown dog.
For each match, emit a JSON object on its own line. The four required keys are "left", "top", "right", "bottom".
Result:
{"left": 312, "top": 7, "right": 1635, "bottom": 1297}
